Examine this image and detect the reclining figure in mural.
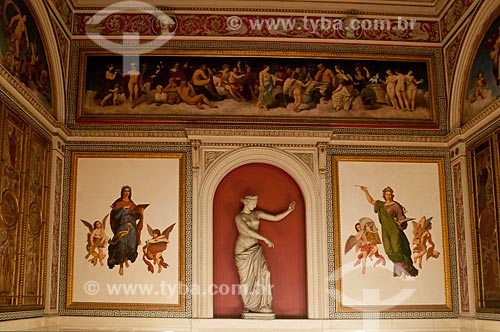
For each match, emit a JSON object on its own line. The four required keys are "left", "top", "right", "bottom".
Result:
{"left": 234, "top": 195, "right": 295, "bottom": 314}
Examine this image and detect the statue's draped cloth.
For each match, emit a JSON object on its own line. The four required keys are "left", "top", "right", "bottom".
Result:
{"left": 235, "top": 243, "right": 272, "bottom": 312}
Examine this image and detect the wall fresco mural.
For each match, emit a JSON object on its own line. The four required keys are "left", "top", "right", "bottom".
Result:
{"left": 463, "top": 15, "right": 500, "bottom": 124}
{"left": 76, "top": 53, "right": 437, "bottom": 128}
{"left": 0, "top": 0, "right": 52, "bottom": 110}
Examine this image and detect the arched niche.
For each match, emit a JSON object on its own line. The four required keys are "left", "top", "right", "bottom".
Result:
{"left": 450, "top": 1, "right": 500, "bottom": 130}
{"left": 1, "top": 1, "right": 65, "bottom": 122}
{"left": 213, "top": 162, "right": 307, "bottom": 318}
{"left": 194, "top": 146, "right": 328, "bottom": 319}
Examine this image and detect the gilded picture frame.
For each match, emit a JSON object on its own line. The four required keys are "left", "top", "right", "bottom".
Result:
{"left": 332, "top": 155, "right": 452, "bottom": 312}
{"left": 64, "top": 151, "right": 186, "bottom": 312}
{"left": 72, "top": 48, "right": 440, "bottom": 129}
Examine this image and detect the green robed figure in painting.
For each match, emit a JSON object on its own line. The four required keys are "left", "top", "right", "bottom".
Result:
{"left": 359, "top": 186, "right": 418, "bottom": 278}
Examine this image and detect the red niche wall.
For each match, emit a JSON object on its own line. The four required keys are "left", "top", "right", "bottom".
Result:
{"left": 213, "top": 163, "right": 307, "bottom": 318}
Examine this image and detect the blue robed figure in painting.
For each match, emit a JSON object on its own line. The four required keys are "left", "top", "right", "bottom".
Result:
{"left": 107, "top": 185, "right": 148, "bottom": 275}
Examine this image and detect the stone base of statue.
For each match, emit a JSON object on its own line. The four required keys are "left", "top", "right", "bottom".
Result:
{"left": 241, "top": 311, "right": 276, "bottom": 320}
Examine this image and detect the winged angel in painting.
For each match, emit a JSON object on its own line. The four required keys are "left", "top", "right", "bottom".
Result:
{"left": 344, "top": 217, "right": 386, "bottom": 274}
{"left": 81, "top": 214, "right": 109, "bottom": 266}
{"left": 142, "top": 223, "right": 176, "bottom": 273}
{"left": 411, "top": 216, "right": 440, "bottom": 269}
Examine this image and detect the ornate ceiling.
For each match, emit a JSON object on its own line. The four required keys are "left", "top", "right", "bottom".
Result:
{"left": 52, "top": 0, "right": 480, "bottom": 46}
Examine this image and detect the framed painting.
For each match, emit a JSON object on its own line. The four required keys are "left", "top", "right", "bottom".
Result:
{"left": 332, "top": 155, "right": 452, "bottom": 312}
{"left": 74, "top": 49, "right": 439, "bottom": 129}
{"left": 65, "top": 151, "right": 186, "bottom": 311}
{"left": 468, "top": 135, "right": 500, "bottom": 312}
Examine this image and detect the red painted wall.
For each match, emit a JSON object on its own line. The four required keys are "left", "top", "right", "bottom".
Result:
{"left": 213, "top": 163, "right": 307, "bottom": 318}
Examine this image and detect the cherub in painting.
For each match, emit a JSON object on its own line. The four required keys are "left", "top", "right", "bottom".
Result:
{"left": 411, "top": 216, "right": 440, "bottom": 269}
{"left": 469, "top": 71, "right": 488, "bottom": 103}
{"left": 142, "top": 223, "right": 176, "bottom": 273}
{"left": 344, "top": 217, "right": 386, "bottom": 274}
{"left": 81, "top": 215, "right": 109, "bottom": 266}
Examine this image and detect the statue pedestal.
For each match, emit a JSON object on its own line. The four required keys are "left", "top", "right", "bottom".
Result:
{"left": 241, "top": 312, "right": 276, "bottom": 320}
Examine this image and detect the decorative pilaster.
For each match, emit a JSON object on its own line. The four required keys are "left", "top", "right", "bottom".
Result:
{"left": 317, "top": 142, "right": 328, "bottom": 175}
{"left": 192, "top": 139, "right": 201, "bottom": 173}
